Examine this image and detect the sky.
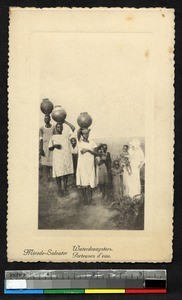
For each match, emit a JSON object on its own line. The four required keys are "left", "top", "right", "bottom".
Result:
{"left": 39, "top": 33, "right": 147, "bottom": 139}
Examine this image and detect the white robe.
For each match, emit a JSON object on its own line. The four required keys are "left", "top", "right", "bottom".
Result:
{"left": 128, "top": 147, "right": 145, "bottom": 197}
{"left": 39, "top": 125, "right": 54, "bottom": 166}
{"left": 76, "top": 140, "right": 97, "bottom": 188}
{"left": 48, "top": 129, "right": 73, "bottom": 177}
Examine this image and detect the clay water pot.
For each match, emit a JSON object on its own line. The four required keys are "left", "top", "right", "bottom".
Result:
{"left": 51, "top": 105, "right": 67, "bottom": 123}
{"left": 77, "top": 112, "right": 92, "bottom": 128}
{"left": 40, "top": 98, "right": 54, "bottom": 115}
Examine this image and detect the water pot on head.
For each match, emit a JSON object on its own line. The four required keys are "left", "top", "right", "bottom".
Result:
{"left": 77, "top": 112, "right": 92, "bottom": 128}
{"left": 40, "top": 98, "right": 54, "bottom": 115}
{"left": 51, "top": 105, "right": 67, "bottom": 123}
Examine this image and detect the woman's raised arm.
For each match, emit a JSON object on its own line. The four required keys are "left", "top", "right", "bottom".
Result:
{"left": 64, "top": 120, "right": 75, "bottom": 132}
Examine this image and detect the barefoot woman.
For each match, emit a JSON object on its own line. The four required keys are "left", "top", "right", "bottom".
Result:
{"left": 49, "top": 121, "right": 75, "bottom": 196}
{"left": 76, "top": 128, "right": 98, "bottom": 204}
{"left": 39, "top": 114, "right": 54, "bottom": 181}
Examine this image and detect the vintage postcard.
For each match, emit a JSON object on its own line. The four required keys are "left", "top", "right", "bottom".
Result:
{"left": 8, "top": 7, "right": 174, "bottom": 262}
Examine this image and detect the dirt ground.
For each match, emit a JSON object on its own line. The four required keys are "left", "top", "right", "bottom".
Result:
{"left": 38, "top": 174, "right": 144, "bottom": 230}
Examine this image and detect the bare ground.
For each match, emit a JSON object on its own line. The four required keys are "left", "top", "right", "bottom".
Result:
{"left": 38, "top": 175, "right": 144, "bottom": 230}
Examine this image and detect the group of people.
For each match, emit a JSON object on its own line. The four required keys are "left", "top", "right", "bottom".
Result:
{"left": 39, "top": 114, "right": 145, "bottom": 205}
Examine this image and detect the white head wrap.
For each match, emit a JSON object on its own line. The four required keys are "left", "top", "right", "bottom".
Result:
{"left": 129, "top": 139, "right": 141, "bottom": 149}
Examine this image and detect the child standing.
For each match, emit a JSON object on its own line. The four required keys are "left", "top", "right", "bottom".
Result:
{"left": 102, "top": 144, "right": 112, "bottom": 189}
{"left": 70, "top": 137, "right": 78, "bottom": 180}
{"left": 111, "top": 159, "right": 123, "bottom": 201}
{"left": 95, "top": 145, "right": 108, "bottom": 199}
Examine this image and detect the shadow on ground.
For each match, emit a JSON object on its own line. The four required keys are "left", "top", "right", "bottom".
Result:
{"left": 38, "top": 176, "right": 144, "bottom": 230}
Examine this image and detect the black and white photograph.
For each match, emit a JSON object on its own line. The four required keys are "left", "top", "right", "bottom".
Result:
{"left": 8, "top": 8, "right": 174, "bottom": 262}
{"left": 39, "top": 101, "right": 145, "bottom": 230}
{"left": 37, "top": 28, "right": 146, "bottom": 230}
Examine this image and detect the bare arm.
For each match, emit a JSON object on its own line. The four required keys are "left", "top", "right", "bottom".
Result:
{"left": 138, "top": 161, "right": 145, "bottom": 169}
{"left": 64, "top": 120, "right": 75, "bottom": 132}
{"left": 49, "top": 145, "right": 54, "bottom": 151}
{"left": 88, "top": 149, "right": 99, "bottom": 156}
{"left": 81, "top": 148, "right": 99, "bottom": 156}
{"left": 39, "top": 139, "right": 45, "bottom": 156}
{"left": 49, "top": 144, "right": 62, "bottom": 151}
{"left": 39, "top": 128, "right": 45, "bottom": 156}
{"left": 77, "top": 128, "right": 82, "bottom": 141}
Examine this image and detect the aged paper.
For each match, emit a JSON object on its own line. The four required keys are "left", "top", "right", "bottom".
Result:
{"left": 8, "top": 8, "right": 174, "bottom": 262}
